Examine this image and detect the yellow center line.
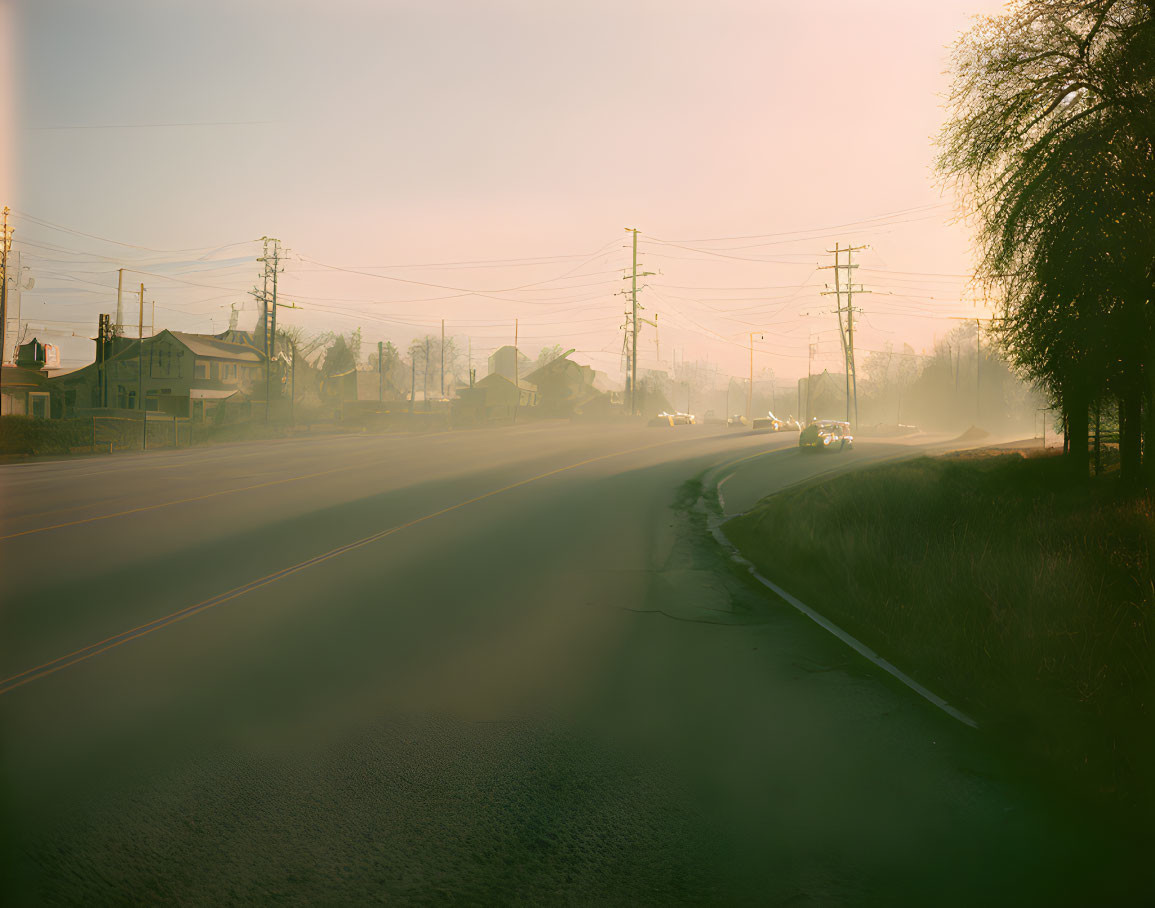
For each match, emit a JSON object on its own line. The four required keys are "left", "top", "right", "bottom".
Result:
{"left": 0, "top": 437, "right": 680, "bottom": 696}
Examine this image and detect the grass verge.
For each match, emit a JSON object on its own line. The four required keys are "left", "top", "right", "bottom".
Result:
{"left": 724, "top": 451, "right": 1153, "bottom": 817}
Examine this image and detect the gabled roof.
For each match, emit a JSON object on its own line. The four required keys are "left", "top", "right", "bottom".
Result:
{"left": 522, "top": 352, "right": 576, "bottom": 385}
{"left": 168, "top": 331, "right": 262, "bottom": 362}
{"left": 0, "top": 365, "right": 51, "bottom": 389}
{"left": 476, "top": 372, "right": 537, "bottom": 393}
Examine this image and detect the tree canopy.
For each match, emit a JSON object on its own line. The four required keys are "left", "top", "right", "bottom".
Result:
{"left": 938, "top": 0, "right": 1155, "bottom": 481}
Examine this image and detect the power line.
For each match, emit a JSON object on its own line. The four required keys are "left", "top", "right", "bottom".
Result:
{"left": 11, "top": 210, "right": 257, "bottom": 255}
{"left": 645, "top": 202, "right": 951, "bottom": 244}
{"left": 27, "top": 120, "right": 272, "bottom": 131}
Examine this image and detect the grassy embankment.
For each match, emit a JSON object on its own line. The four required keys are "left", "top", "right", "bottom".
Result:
{"left": 725, "top": 451, "right": 1153, "bottom": 814}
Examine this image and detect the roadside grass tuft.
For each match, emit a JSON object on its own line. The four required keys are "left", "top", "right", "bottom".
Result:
{"left": 725, "top": 451, "right": 1153, "bottom": 812}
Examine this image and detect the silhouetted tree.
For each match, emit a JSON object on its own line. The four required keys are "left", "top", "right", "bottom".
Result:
{"left": 536, "top": 344, "right": 565, "bottom": 368}
{"left": 939, "top": 0, "right": 1155, "bottom": 482}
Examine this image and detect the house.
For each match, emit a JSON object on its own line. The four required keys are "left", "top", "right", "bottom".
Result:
{"left": 487, "top": 345, "right": 532, "bottom": 383}
{"left": 50, "top": 329, "right": 270, "bottom": 421}
{"left": 591, "top": 371, "right": 625, "bottom": 407}
{"left": 0, "top": 339, "right": 55, "bottom": 417}
{"left": 522, "top": 350, "right": 606, "bottom": 417}
{"left": 473, "top": 372, "right": 538, "bottom": 420}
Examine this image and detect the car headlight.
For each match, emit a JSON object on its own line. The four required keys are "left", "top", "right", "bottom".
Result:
{"left": 822, "top": 436, "right": 831, "bottom": 445}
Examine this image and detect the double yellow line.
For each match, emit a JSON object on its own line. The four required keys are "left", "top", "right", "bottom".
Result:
{"left": 0, "top": 461, "right": 363, "bottom": 542}
{"left": 0, "top": 438, "right": 675, "bottom": 696}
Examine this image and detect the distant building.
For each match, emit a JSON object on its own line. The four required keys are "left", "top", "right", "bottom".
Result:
{"left": 487, "top": 345, "right": 532, "bottom": 383}
{"left": 522, "top": 350, "right": 608, "bottom": 417}
{"left": 473, "top": 373, "right": 538, "bottom": 419}
{"left": 0, "top": 339, "right": 56, "bottom": 417}
{"left": 50, "top": 329, "right": 269, "bottom": 420}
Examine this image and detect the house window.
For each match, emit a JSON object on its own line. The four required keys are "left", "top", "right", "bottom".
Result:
{"left": 29, "top": 392, "right": 50, "bottom": 420}
{"left": 195, "top": 359, "right": 209, "bottom": 380}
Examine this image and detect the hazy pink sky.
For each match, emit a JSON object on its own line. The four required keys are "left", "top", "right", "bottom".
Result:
{"left": 8, "top": 0, "right": 1008, "bottom": 376}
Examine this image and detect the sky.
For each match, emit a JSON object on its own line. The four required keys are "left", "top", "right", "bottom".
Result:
{"left": 5, "top": 0, "right": 1009, "bottom": 376}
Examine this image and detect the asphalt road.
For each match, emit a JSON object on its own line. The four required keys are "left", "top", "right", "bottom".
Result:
{"left": 0, "top": 424, "right": 1129, "bottom": 905}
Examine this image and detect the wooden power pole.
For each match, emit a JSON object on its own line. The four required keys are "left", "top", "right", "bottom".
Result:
{"left": 0, "top": 207, "right": 11, "bottom": 404}
{"left": 820, "top": 242, "right": 870, "bottom": 429}
{"left": 138, "top": 282, "right": 146, "bottom": 450}
{"left": 622, "top": 227, "right": 655, "bottom": 416}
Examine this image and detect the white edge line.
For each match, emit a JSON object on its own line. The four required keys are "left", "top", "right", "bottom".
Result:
{"left": 702, "top": 455, "right": 979, "bottom": 730}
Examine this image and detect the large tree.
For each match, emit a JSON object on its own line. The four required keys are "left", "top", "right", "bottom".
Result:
{"left": 938, "top": 0, "right": 1155, "bottom": 482}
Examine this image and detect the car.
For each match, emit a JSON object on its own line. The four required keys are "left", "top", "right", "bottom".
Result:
{"left": 781, "top": 415, "right": 801, "bottom": 431}
{"left": 649, "top": 410, "right": 696, "bottom": 426}
{"left": 726, "top": 414, "right": 747, "bottom": 428}
{"left": 799, "top": 419, "right": 854, "bottom": 452}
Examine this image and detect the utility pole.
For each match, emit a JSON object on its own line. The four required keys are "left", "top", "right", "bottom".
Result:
{"left": 97, "top": 313, "right": 110, "bottom": 408}
{"left": 410, "top": 353, "right": 415, "bottom": 414}
{"left": 256, "top": 238, "right": 283, "bottom": 423}
{"left": 269, "top": 241, "right": 280, "bottom": 418}
{"left": 138, "top": 282, "right": 146, "bottom": 450}
{"left": 747, "top": 333, "right": 756, "bottom": 425}
{"left": 378, "top": 340, "right": 384, "bottom": 402}
{"left": 424, "top": 337, "right": 431, "bottom": 410}
{"left": 513, "top": 318, "right": 519, "bottom": 423}
{"left": 116, "top": 266, "right": 124, "bottom": 336}
{"left": 621, "top": 227, "right": 656, "bottom": 416}
{"left": 440, "top": 318, "right": 445, "bottom": 399}
{"left": 820, "top": 242, "right": 869, "bottom": 428}
{"left": 1, "top": 247, "right": 22, "bottom": 367}
{"left": 630, "top": 228, "right": 638, "bottom": 415}
{"left": 847, "top": 264, "right": 859, "bottom": 428}
{"left": 807, "top": 338, "right": 816, "bottom": 423}
{"left": 0, "top": 207, "right": 11, "bottom": 407}
{"left": 975, "top": 318, "right": 981, "bottom": 424}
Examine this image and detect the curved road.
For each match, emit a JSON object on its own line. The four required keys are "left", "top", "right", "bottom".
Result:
{"left": 0, "top": 424, "right": 1127, "bottom": 904}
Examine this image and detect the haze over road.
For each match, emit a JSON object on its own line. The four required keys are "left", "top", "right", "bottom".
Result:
{"left": 0, "top": 426, "right": 1123, "bottom": 904}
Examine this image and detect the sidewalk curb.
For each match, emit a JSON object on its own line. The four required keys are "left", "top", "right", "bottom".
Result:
{"left": 698, "top": 452, "right": 979, "bottom": 730}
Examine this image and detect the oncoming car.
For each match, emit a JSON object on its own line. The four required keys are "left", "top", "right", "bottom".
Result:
{"left": 799, "top": 419, "right": 854, "bottom": 452}
{"left": 752, "top": 412, "right": 783, "bottom": 431}
{"left": 649, "top": 411, "right": 696, "bottom": 426}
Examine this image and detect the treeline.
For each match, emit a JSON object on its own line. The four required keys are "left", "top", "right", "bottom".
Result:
{"left": 939, "top": 0, "right": 1155, "bottom": 483}
{"left": 856, "top": 323, "right": 1041, "bottom": 433}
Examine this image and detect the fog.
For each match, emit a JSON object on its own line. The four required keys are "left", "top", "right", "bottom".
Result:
{"left": 3, "top": 0, "right": 1149, "bottom": 904}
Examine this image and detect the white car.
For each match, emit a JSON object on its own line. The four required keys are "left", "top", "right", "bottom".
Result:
{"left": 651, "top": 411, "right": 696, "bottom": 426}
